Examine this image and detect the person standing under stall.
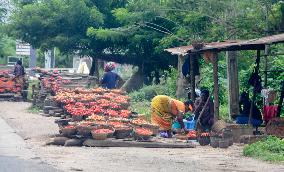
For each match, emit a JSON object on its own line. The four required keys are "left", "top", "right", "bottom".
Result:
{"left": 193, "top": 89, "right": 215, "bottom": 131}
{"left": 151, "top": 95, "right": 193, "bottom": 138}
{"left": 236, "top": 92, "right": 263, "bottom": 127}
{"left": 100, "top": 62, "right": 123, "bottom": 89}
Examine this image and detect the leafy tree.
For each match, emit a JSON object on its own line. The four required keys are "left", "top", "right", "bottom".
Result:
{"left": 10, "top": 0, "right": 103, "bottom": 53}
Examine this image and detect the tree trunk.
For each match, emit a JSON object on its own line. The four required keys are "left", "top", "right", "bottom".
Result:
{"left": 121, "top": 67, "right": 144, "bottom": 92}
{"left": 176, "top": 55, "right": 190, "bottom": 99}
{"left": 89, "top": 58, "right": 96, "bottom": 76}
{"left": 89, "top": 58, "right": 100, "bottom": 86}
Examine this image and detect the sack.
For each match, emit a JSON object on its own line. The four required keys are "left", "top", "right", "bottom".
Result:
{"left": 248, "top": 72, "right": 262, "bottom": 93}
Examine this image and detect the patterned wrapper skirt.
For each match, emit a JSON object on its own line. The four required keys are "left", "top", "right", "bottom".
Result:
{"left": 151, "top": 95, "right": 173, "bottom": 130}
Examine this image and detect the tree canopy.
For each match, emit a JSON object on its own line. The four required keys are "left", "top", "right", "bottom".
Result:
{"left": 5, "top": 0, "right": 284, "bottom": 80}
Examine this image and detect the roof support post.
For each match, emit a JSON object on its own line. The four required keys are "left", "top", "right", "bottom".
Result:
{"left": 190, "top": 54, "right": 196, "bottom": 101}
{"left": 227, "top": 51, "right": 239, "bottom": 119}
{"left": 264, "top": 45, "right": 269, "bottom": 88}
{"left": 212, "top": 52, "right": 219, "bottom": 121}
{"left": 249, "top": 50, "right": 261, "bottom": 125}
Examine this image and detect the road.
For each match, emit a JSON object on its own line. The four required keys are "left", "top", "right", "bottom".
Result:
{"left": 0, "top": 101, "right": 283, "bottom": 172}
{"left": 0, "top": 115, "right": 60, "bottom": 172}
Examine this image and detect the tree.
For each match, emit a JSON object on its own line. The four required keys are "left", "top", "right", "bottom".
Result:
{"left": 10, "top": 0, "right": 104, "bottom": 53}
{"left": 0, "top": 1, "right": 16, "bottom": 61}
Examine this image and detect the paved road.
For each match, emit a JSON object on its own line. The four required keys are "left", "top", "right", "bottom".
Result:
{"left": 0, "top": 116, "right": 60, "bottom": 172}
{"left": 0, "top": 155, "right": 58, "bottom": 172}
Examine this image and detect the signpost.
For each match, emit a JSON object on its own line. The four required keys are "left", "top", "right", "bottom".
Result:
{"left": 16, "top": 40, "right": 37, "bottom": 70}
{"left": 16, "top": 40, "right": 31, "bottom": 56}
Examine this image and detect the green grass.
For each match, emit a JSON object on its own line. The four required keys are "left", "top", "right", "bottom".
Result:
{"left": 27, "top": 105, "right": 41, "bottom": 114}
{"left": 219, "top": 104, "right": 232, "bottom": 122}
{"left": 27, "top": 79, "right": 40, "bottom": 101}
{"left": 130, "top": 100, "right": 151, "bottom": 121}
{"left": 243, "top": 136, "right": 284, "bottom": 162}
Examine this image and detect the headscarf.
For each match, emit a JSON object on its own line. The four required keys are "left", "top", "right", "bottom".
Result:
{"left": 104, "top": 62, "right": 116, "bottom": 72}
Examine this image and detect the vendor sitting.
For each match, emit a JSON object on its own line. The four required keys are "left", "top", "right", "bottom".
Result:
{"left": 236, "top": 92, "right": 263, "bottom": 127}
{"left": 193, "top": 89, "right": 214, "bottom": 131}
{"left": 151, "top": 95, "right": 193, "bottom": 137}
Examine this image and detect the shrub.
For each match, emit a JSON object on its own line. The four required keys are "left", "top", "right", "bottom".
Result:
{"left": 243, "top": 136, "right": 284, "bottom": 162}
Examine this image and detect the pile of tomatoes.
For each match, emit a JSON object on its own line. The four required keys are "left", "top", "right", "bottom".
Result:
{"left": 187, "top": 130, "right": 197, "bottom": 139}
{"left": 135, "top": 128, "right": 153, "bottom": 136}
{"left": 131, "top": 119, "right": 150, "bottom": 126}
{"left": 92, "top": 129, "right": 113, "bottom": 134}
{"left": 64, "top": 125, "right": 76, "bottom": 129}
{"left": 0, "top": 77, "right": 22, "bottom": 94}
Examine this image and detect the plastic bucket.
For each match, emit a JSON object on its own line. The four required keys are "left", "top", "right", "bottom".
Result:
{"left": 172, "top": 121, "right": 181, "bottom": 129}
{"left": 184, "top": 120, "right": 196, "bottom": 130}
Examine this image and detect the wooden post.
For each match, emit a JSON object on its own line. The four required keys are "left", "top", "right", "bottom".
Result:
{"left": 190, "top": 54, "right": 196, "bottom": 101}
{"left": 212, "top": 53, "right": 219, "bottom": 121}
{"left": 227, "top": 51, "right": 239, "bottom": 118}
{"left": 264, "top": 45, "right": 269, "bottom": 88}
{"left": 176, "top": 55, "right": 190, "bottom": 99}
{"left": 277, "top": 81, "right": 284, "bottom": 117}
{"left": 249, "top": 50, "right": 261, "bottom": 124}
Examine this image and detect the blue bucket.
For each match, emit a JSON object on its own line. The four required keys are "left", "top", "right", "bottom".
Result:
{"left": 184, "top": 120, "right": 196, "bottom": 130}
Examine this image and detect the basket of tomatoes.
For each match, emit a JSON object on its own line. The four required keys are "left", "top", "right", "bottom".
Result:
{"left": 141, "top": 123, "right": 160, "bottom": 136}
{"left": 113, "top": 124, "right": 133, "bottom": 139}
{"left": 92, "top": 125, "right": 115, "bottom": 138}
{"left": 198, "top": 132, "right": 210, "bottom": 146}
{"left": 61, "top": 125, "right": 77, "bottom": 136}
{"left": 76, "top": 122, "right": 94, "bottom": 137}
{"left": 91, "top": 128, "right": 114, "bottom": 140}
{"left": 133, "top": 128, "right": 153, "bottom": 141}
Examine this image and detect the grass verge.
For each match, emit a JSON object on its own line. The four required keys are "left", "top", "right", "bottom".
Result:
{"left": 243, "top": 136, "right": 284, "bottom": 162}
{"left": 27, "top": 105, "right": 41, "bottom": 114}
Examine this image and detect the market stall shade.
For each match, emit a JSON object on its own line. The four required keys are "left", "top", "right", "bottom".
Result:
{"left": 165, "top": 33, "right": 284, "bottom": 122}
{"left": 165, "top": 33, "right": 284, "bottom": 55}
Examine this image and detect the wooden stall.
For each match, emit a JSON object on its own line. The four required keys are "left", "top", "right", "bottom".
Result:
{"left": 165, "top": 33, "right": 284, "bottom": 122}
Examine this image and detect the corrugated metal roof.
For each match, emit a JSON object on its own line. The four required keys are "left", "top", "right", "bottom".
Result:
{"left": 165, "top": 33, "right": 284, "bottom": 55}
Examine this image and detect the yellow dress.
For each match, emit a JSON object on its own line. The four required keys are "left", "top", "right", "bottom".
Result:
{"left": 151, "top": 95, "right": 185, "bottom": 130}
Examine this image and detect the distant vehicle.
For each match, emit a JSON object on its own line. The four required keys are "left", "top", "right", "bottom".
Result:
{"left": 7, "top": 56, "right": 24, "bottom": 66}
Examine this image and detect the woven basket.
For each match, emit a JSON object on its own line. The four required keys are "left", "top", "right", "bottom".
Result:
{"left": 141, "top": 124, "right": 159, "bottom": 136}
{"left": 77, "top": 125, "right": 93, "bottom": 137}
{"left": 133, "top": 133, "right": 151, "bottom": 141}
{"left": 210, "top": 136, "right": 220, "bottom": 148}
{"left": 114, "top": 127, "right": 132, "bottom": 139}
{"left": 265, "top": 117, "right": 284, "bottom": 138}
{"left": 211, "top": 120, "right": 227, "bottom": 134}
{"left": 133, "top": 128, "right": 152, "bottom": 141}
{"left": 198, "top": 136, "right": 210, "bottom": 146}
{"left": 92, "top": 125, "right": 115, "bottom": 138}
{"left": 61, "top": 128, "right": 77, "bottom": 136}
{"left": 91, "top": 132, "right": 108, "bottom": 140}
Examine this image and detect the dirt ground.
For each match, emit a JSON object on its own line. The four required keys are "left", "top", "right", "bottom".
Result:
{"left": 0, "top": 101, "right": 283, "bottom": 172}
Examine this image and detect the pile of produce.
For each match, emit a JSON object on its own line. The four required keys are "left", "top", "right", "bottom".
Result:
{"left": 32, "top": 68, "right": 71, "bottom": 93}
{"left": 53, "top": 87, "right": 158, "bottom": 142}
{"left": 0, "top": 70, "right": 22, "bottom": 94}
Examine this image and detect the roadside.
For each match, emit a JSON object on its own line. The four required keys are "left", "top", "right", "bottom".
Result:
{"left": 0, "top": 101, "right": 283, "bottom": 172}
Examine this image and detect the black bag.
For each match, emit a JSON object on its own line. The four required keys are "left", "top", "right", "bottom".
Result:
{"left": 248, "top": 71, "right": 262, "bottom": 93}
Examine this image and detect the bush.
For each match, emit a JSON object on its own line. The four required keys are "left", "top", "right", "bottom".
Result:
{"left": 243, "top": 136, "right": 284, "bottom": 162}
{"left": 130, "top": 100, "right": 151, "bottom": 120}
{"left": 219, "top": 104, "right": 231, "bottom": 122}
{"left": 129, "top": 67, "right": 179, "bottom": 120}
